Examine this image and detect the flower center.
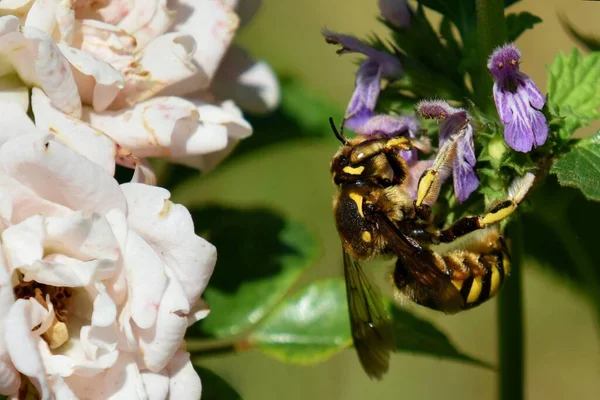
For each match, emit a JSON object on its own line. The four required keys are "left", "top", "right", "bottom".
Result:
{"left": 13, "top": 274, "right": 72, "bottom": 349}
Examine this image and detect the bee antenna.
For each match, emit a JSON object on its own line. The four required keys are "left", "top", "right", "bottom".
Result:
{"left": 329, "top": 117, "right": 349, "bottom": 145}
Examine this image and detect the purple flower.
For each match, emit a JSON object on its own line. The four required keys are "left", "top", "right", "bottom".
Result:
{"left": 379, "top": 0, "right": 411, "bottom": 29}
{"left": 359, "top": 114, "right": 423, "bottom": 163}
{"left": 418, "top": 100, "right": 479, "bottom": 203}
{"left": 323, "top": 30, "right": 402, "bottom": 131}
{"left": 488, "top": 44, "right": 548, "bottom": 153}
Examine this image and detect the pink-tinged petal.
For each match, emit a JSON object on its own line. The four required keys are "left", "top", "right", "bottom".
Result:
{"left": 4, "top": 299, "right": 51, "bottom": 399}
{"left": 0, "top": 76, "right": 30, "bottom": 112}
{"left": 212, "top": 45, "right": 280, "bottom": 114}
{"left": 0, "top": 174, "right": 72, "bottom": 224}
{"left": 187, "top": 297, "right": 210, "bottom": 327}
{"left": 31, "top": 89, "right": 118, "bottom": 175}
{"left": 2, "top": 215, "right": 45, "bottom": 271}
{"left": 173, "top": 0, "right": 239, "bottom": 92}
{"left": 111, "top": 32, "right": 197, "bottom": 108}
{"left": 24, "top": 0, "right": 59, "bottom": 35}
{"left": 141, "top": 370, "right": 169, "bottom": 400}
{"left": 44, "top": 210, "right": 120, "bottom": 264}
{"left": 73, "top": 20, "right": 137, "bottom": 72}
{"left": 0, "top": 245, "right": 19, "bottom": 397}
{"left": 55, "top": 0, "right": 75, "bottom": 44}
{"left": 22, "top": 27, "right": 82, "bottom": 117}
{"left": 190, "top": 98, "right": 253, "bottom": 140}
{"left": 131, "top": 158, "right": 157, "bottom": 185}
{"left": 121, "top": 183, "right": 216, "bottom": 304}
{"left": 166, "top": 351, "right": 201, "bottom": 400}
{"left": 0, "top": 100, "right": 36, "bottom": 146}
{"left": 219, "top": 0, "right": 262, "bottom": 28}
{"left": 22, "top": 254, "right": 115, "bottom": 287}
{"left": 50, "top": 377, "right": 78, "bottom": 399}
{"left": 117, "top": 0, "right": 176, "bottom": 49}
{"left": 90, "top": 289, "right": 117, "bottom": 328}
{"left": 123, "top": 229, "right": 167, "bottom": 329}
{"left": 0, "top": 134, "right": 127, "bottom": 214}
{"left": 103, "top": 209, "right": 128, "bottom": 306}
{"left": 102, "top": 353, "right": 148, "bottom": 399}
{"left": 57, "top": 45, "right": 125, "bottom": 112}
{"left": 0, "top": 0, "right": 34, "bottom": 16}
{"left": 173, "top": 136, "right": 238, "bottom": 172}
{"left": 136, "top": 273, "right": 189, "bottom": 372}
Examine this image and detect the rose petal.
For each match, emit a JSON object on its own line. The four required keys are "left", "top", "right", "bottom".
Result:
{"left": 0, "top": 99, "right": 36, "bottom": 147}
{"left": 116, "top": 0, "right": 176, "bottom": 49}
{"left": 173, "top": 0, "right": 239, "bottom": 93}
{"left": 220, "top": 0, "right": 262, "bottom": 28}
{"left": 0, "top": 75, "right": 30, "bottom": 112}
{"left": 22, "top": 254, "right": 114, "bottom": 287}
{"left": 24, "top": 0, "right": 60, "bottom": 35}
{"left": 0, "top": 245, "right": 19, "bottom": 397}
{"left": 212, "top": 45, "right": 280, "bottom": 114}
{"left": 22, "top": 26, "right": 82, "bottom": 117}
{"left": 0, "top": 0, "right": 34, "bottom": 16}
{"left": 4, "top": 299, "right": 50, "bottom": 398}
{"left": 73, "top": 20, "right": 137, "bottom": 72}
{"left": 31, "top": 88, "right": 118, "bottom": 175}
{"left": 121, "top": 183, "right": 216, "bottom": 304}
{"left": 57, "top": 44, "right": 124, "bottom": 112}
{"left": 136, "top": 272, "right": 189, "bottom": 372}
{"left": 2, "top": 215, "right": 45, "bottom": 270}
{"left": 123, "top": 229, "right": 167, "bottom": 329}
{"left": 166, "top": 351, "right": 201, "bottom": 400}
{"left": 111, "top": 32, "right": 197, "bottom": 108}
{"left": 131, "top": 159, "right": 157, "bottom": 185}
{"left": 0, "top": 133, "right": 127, "bottom": 215}
{"left": 141, "top": 370, "right": 169, "bottom": 400}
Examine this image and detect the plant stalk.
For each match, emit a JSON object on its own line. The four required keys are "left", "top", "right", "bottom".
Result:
{"left": 475, "top": 0, "right": 507, "bottom": 114}
{"left": 497, "top": 218, "right": 525, "bottom": 400}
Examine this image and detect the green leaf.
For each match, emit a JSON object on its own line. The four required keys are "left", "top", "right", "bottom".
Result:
{"left": 551, "top": 132, "right": 600, "bottom": 202}
{"left": 506, "top": 12, "right": 542, "bottom": 42}
{"left": 547, "top": 50, "right": 600, "bottom": 137}
{"left": 560, "top": 16, "right": 600, "bottom": 52}
{"left": 194, "top": 366, "right": 242, "bottom": 400}
{"left": 391, "top": 307, "right": 492, "bottom": 368}
{"left": 248, "top": 279, "right": 352, "bottom": 364}
{"left": 190, "top": 206, "right": 318, "bottom": 338}
{"left": 249, "top": 279, "right": 491, "bottom": 368}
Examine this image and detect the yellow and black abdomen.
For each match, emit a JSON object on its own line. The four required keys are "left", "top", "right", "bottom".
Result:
{"left": 443, "top": 250, "right": 511, "bottom": 309}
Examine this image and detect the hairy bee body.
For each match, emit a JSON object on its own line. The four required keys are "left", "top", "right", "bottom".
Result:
{"left": 329, "top": 129, "right": 521, "bottom": 379}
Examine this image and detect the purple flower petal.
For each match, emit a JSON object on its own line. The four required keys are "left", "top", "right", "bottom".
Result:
{"left": 488, "top": 43, "right": 548, "bottom": 152}
{"left": 322, "top": 30, "right": 402, "bottom": 77}
{"left": 531, "top": 108, "right": 549, "bottom": 147}
{"left": 453, "top": 126, "right": 479, "bottom": 203}
{"left": 439, "top": 110, "right": 469, "bottom": 143}
{"left": 379, "top": 0, "right": 411, "bottom": 29}
{"left": 358, "top": 114, "right": 419, "bottom": 138}
{"left": 519, "top": 72, "right": 545, "bottom": 110}
{"left": 504, "top": 117, "right": 533, "bottom": 152}
{"left": 345, "top": 59, "right": 381, "bottom": 129}
{"left": 324, "top": 29, "right": 402, "bottom": 132}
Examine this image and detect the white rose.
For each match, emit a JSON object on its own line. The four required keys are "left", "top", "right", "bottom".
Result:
{"left": 0, "top": 132, "right": 216, "bottom": 399}
{"left": 0, "top": 0, "right": 279, "bottom": 177}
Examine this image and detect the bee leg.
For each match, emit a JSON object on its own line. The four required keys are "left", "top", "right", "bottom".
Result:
{"left": 436, "top": 172, "right": 537, "bottom": 243}
{"left": 382, "top": 138, "right": 413, "bottom": 185}
{"left": 413, "top": 136, "right": 457, "bottom": 220}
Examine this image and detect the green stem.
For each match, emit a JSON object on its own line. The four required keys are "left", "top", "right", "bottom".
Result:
{"left": 497, "top": 218, "right": 525, "bottom": 400}
{"left": 475, "top": 0, "right": 507, "bottom": 114}
{"left": 187, "top": 337, "right": 241, "bottom": 357}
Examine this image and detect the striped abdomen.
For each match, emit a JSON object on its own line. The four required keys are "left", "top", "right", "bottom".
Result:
{"left": 434, "top": 249, "right": 511, "bottom": 309}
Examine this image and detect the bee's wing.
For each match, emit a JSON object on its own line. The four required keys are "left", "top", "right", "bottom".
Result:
{"left": 343, "top": 250, "right": 395, "bottom": 379}
{"left": 377, "top": 214, "right": 464, "bottom": 314}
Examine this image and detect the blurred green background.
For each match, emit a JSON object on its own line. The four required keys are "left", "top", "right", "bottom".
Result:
{"left": 183, "top": 1, "right": 599, "bottom": 399}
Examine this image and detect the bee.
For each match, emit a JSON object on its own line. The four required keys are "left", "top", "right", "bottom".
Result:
{"left": 329, "top": 117, "right": 533, "bottom": 379}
